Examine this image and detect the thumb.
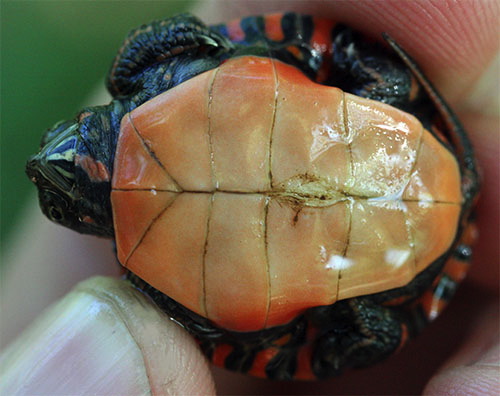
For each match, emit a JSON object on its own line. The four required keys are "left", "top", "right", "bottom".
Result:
{"left": 0, "top": 277, "right": 215, "bottom": 395}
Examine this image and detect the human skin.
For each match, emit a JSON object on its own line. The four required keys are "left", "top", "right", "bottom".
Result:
{"left": 1, "top": 1, "right": 498, "bottom": 395}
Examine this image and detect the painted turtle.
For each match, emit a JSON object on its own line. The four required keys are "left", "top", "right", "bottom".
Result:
{"left": 26, "top": 13, "right": 479, "bottom": 380}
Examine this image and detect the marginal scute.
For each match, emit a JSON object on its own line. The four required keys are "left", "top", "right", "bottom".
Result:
{"left": 111, "top": 56, "right": 462, "bottom": 331}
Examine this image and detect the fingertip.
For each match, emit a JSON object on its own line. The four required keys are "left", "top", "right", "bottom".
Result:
{"left": 76, "top": 277, "right": 216, "bottom": 396}
{"left": 424, "top": 363, "right": 500, "bottom": 396}
{"left": 0, "top": 277, "right": 215, "bottom": 395}
{"left": 194, "top": 0, "right": 499, "bottom": 102}
{"left": 459, "top": 110, "right": 500, "bottom": 293}
{"left": 424, "top": 298, "right": 500, "bottom": 396}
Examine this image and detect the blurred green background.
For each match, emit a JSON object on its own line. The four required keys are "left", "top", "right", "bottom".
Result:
{"left": 1, "top": 1, "right": 195, "bottom": 254}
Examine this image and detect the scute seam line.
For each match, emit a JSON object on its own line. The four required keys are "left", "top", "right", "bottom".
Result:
{"left": 111, "top": 188, "right": 460, "bottom": 205}
{"left": 127, "top": 113, "right": 183, "bottom": 192}
{"left": 337, "top": 199, "right": 353, "bottom": 301}
{"left": 263, "top": 196, "right": 271, "bottom": 328}
{"left": 207, "top": 67, "right": 220, "bottom": 189}
{"left": 268, "top": 56, "right": 279, "bottom": 189}
{"left": 336, "top": 93, "right": 354, "bottom": 301}
{"left": 342, "top": 92, "right": 355, "bottom": 192}
{"left": 201, "top": 194, "right": 214, "bottom": 318}
{"left": 403, "top": 124, "right": 425, "bottom": 277}
{"left": 123, "top": 192, "right": 179, "bottom": 266}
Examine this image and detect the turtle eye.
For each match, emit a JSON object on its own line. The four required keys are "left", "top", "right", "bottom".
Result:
{"left": 48, "top": 206, "right": 64, "bottom": 222}
{"left": 40, "top": 190, "right": 69, "bottom": 224}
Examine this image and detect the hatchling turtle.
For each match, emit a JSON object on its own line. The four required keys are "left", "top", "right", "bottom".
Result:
{"left": 26, "top": 13, "right": 479, "bottom": 379}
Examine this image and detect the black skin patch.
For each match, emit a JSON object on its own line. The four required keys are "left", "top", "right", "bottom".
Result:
{"left": 28, "top": 12, "right": 479, "bottom": 380}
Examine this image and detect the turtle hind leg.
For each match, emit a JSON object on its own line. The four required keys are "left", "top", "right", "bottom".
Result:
{"left": 308, "top": 299, "right": 405, "bottom": 378}
{"left": 107, "top": 13, "right": 233, "bottom": 97}
{"left": 327, "top": 25, "right": 421, "bottom": 113}
{"left": 309, "top": 223, "right": 476, "bottom": 379}
{"left": 306, "top": 258, "right": 445, "bottom": 378}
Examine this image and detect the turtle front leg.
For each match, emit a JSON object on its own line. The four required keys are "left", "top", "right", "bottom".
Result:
{"left": 107, "top": 13, "right": 234, "bottom": 98}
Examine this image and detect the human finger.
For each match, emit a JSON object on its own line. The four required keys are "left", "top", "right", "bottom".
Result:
{"left": 424, "top": 295, "right": 499, "bottom": 395}
{"left": 194, "top": 0, "right": 499, "bottom": 103}
{"left": 460, "top": 109, "right": 499, "bottom": 292}
{"left": 0, "top": 277, "right": 215, "bottom": 396}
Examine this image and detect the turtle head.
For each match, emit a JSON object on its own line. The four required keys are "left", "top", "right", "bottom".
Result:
{"left": 27, "top": 120, "right": 81, "bottom": 228}
{"left": 27, "top": 109, "right": 117, "bottom": 238}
